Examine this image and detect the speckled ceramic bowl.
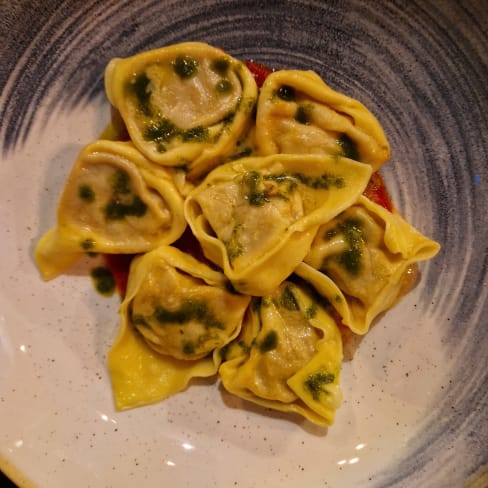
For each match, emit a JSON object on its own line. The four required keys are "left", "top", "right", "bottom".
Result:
{"left": 1, "top": 1, "right": 487, "bottom": 487}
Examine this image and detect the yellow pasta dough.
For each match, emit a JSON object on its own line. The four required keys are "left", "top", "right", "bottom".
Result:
{"left": 109, "top": 245, "right": 250, "bottom": 409}
{"left": 35, "top": 140, "right": 186, "bottom": 279}
{"left": 105, "top": 42, "right": 258, "bottom": 179}
{"left": 220, "top": 280, "right": 343, "bottom": 426}
{"left": 185, "top": 153, "right": 372, "bottom": 296}
{"left": 256, "top": 70, "right": 390, "bottom": 171}
{"left": 296, "top": 195, "right": 440, "bottom": 334}
{"left": 34, "top": 43, "right": 441, "bottom": 426}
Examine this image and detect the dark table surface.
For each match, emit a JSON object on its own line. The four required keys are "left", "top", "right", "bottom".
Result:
{"left": 1, "top": 470, "right": 18, "bottom": 487}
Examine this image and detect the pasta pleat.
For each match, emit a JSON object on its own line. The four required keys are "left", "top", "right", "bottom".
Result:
{"left": 219, "top": 280, "right": 343, "bottom": 426}
{"left": 105, "top": 42, "right": 258, "bottom": 180}
{"left": 35, "top": 140, "right": 186, "bottom": 279}
{"left": 256, "top": 70, "right": 390, "bottom": 170}
{"left": 108, "top": 245, "right": 250, "bottom": 409}
{"left": 296, "top": 196, "right": 441, "bottom": 334}
{"left": 185, "top": 153, "right": 372, "bottom": 296}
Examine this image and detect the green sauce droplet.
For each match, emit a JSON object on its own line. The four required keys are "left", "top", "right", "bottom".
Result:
{"left": 91, "top": 267, "right": 115, "bottom": 296}
{"left": 216, "top": 79, "right": 233, "bottom": 94}
{"left": 111, "top": 169, "right": 131, "bottom": 194}
{"left": 322, "top": 217, "right": 365, "bottom": 276}
{"left": 182, "top": 340, "right": 195, "bottom": 355}
{"left": 304, "top": 371, "right": 335, "bottom": 400}
{"left": 153, "top": 299, "right": 224, "bottom": 330}
{"left": 295, "top": 105, "right": 310, "bottom": 125}
{"left": 81, "top": 238, "right": 95, "bottom": 251}
{"left": 211, "top": 58, "right": 230, "bottom": 75}
{"left": 172, "top": 55, "right": 198, "bottom": 79}
{"left": 182, "top": 125, "right": 208, "bottom": 142}
{"left": 128, "top": 73, "right": 152, "bottom": 116}
{"left": 276, "top": 85, "right": 295, "bottom": 101}
{"left": 144, "top": 117, "right": 178, "bottom": 151}
{"left": 78, "top": 184, "right": 95, "bottom": 202}
{"left": 338, "top": 134, "right": 360, "bottom": 161}
{"left": 104, "top": 196, "right": 147, "bottom": 220}
{"left": 279, "top": 285, "right": 300, "bottom": 311}
{"left": 259, "top": 330, "right": 278, "bottom": 352}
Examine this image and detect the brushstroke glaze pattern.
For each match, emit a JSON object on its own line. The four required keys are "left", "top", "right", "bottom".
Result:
{"left": 1, "top": 1, "right": 486, "bottom": 487}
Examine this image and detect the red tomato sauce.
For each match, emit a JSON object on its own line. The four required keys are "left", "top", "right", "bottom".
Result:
{"left": 245, "top": 60, "right": 274, "bottom": 87}
{"left": 363, "top": 172, "right": 393, "bottom": 212}
{"left": 103, "top": 254, "right": 134, "bottom": 297}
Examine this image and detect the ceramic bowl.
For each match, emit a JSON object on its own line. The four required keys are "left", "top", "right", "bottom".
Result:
{"left": 1, "top": 1, "right": 486, "bottom": 487}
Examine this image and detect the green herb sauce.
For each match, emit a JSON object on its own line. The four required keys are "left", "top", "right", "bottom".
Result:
{"left": 127, "top": 72, "right": 153, "bottom": 116}
{"left": 182, "top": 340, "right": 195, "bottom": 355}
{"left": 276, "top": 85, "right": 295, "bottom": 101}
{"left": 153, "top": 299, "right": 224, "bottom": 330}
{"left": 304, "top": 370, "right": 335, "bottom": 400}
{"left": 224, "top": 224, "right": 244, "bottom": 262}
{"left": 292, "top": 172, "right": 345, "bottom": 190}
{"left": 215, "top": 79, "right": 233, "bottom": 94}
{"left": 90, "top": 267, "right": 115, "bottom": 296}
{"left": 78, "top": 184, "right": 95, "bottom": 203}
{"left": 219, "top": 110, "right": 236, "bottom": 125}
{"left": 279, "top": 285, "right": 300, "bottom": 311}
{"left": 111, "top": 169, "right": 131, "bottom": 194}
{"left": 143, "top": 117, "right": 209, "bottom": 150}
{"left": 259, "top": 330, "right": 278, "bottom": 352}
{"left": 295, "top": 105, "right": 311, "bottom": 125}
{"left": 172, "top": 55, "right": 198, "bottom": 79}
{"left": 144, "top": 117, "right": 178, "bottom": 151}
{"left": 305, "top": 302, "right": 318, "bottom": 319}
{"left": 243, "top": 170, "right": 268, "bottom": 206}
{"left": 104, "top": 195, "right": 147, "bottom": 220}
{"left": 211, "top": 58, "right": 230, "bottom": 75}
{"left": 182, "top": 125, "right": 208, "bottom": 142}
{"left": 323, "top": 217, "right": 365, "bottom": 276}
{"left": 131, "top": 313, "right": 149, "bottom": 327}
{"left": 338, "top": 133, "right": 360, "bottom": 161}
{"left": 81, "top": 238, "right": 95, "bottom": 251}
{"left": 241, "top": 171, "right": 298, "bottom": 206}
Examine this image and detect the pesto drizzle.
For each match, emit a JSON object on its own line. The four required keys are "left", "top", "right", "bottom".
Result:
{"left": 215, "top": 79, "right": 233, "bottom": 94}
{"left": 127, "top": 72, "right": 152, "bottom": 116}
{"left": 182, "top": 341, "right": 195, "bottom": 355}
{"left": 81, "top": 238, "right": 95, "bottom": 251}
{"left": 295, "top": 105, "right": 311, "bottom": 125}
{"left": 323, "top": 217, "right": 365, "bottom": 276}
{"left": 210, "top": 58, "right": 230, "bottom": 75}
{"left": 276, "top": 85, "right": 295, "bottom": 101}
{"left": 90, "top": 267, "right": 115, "bottom": 296}
{"left": 241, "top": 169, "right": 345, "bottom": 206}
{"left": 259, "top": 330, "right": 278, "bottom": 352}
{"left": 172, "top": 55, "right": 198, "bottom": 79}
{"left": 241, "top": 171, "right": 297, "bottom": 206}
{"left": 278, "top": 285, "right": 300, "bottom": 311}
{"left": 292, "top": 172, "right": 345, "bottom": 190}
{"left": 103, "top": 169, "right": 147, "bottom": 221}
{"left": 153, "top": 299, "right": 225, "bottom": 330}
{"left": 304, "top": 370, "right": 335, "bottom": 401}
{"left": 224, "top": 223, "right": 244, "bottom": 262}
{"left": 143, "top": 117, "right": 210, "bottom": 151}
{"left": 78, "top": 184, "right": 95, "bottom": 203}
{"left": 338, "top": 133, "right": 360, "bottom": 161}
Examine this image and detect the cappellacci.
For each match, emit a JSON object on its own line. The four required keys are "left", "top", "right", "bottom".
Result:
{"left": 34, "top": 42, "right": 440, "bottom": 427}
